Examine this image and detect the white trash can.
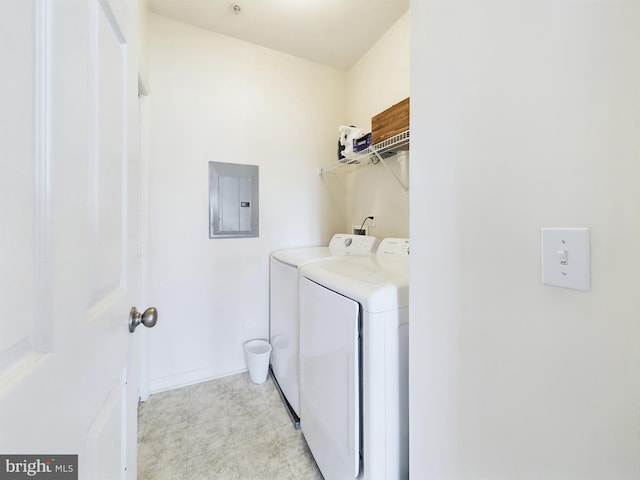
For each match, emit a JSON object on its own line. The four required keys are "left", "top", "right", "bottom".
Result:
{"left": 244, "top": 339, "right": 272, "bottom": 384}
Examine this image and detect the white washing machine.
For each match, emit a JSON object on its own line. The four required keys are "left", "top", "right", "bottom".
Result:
{"left": 298, "top": 238, "right": 409, "bottom": 480}
{"left": 269, "top": 234, "right": 379, "bottom": 426}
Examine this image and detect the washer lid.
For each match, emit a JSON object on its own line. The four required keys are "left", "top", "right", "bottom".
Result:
{"left": 271, "top": 246, "right": 334, "bottom": 267}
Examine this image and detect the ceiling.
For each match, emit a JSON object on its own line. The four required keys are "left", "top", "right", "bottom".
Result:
{"left": 148, "top": 0, "right": 410, "bottom": 70}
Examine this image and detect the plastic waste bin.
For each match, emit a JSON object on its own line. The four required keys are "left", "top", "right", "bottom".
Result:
{"left": 244, "top": 339, "right": 272, "bottom": 384}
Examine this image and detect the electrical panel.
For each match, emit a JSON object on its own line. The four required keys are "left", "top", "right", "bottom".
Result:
{"left": 209, "top": 162, "right": 259, "bottom": 238}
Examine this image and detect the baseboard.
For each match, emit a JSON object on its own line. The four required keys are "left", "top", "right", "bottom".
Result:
{"left": 148, "top": 365, "right": 247, "bottom": 395}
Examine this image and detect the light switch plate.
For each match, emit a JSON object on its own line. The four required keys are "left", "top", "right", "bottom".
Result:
{"left": 541, "top": 228, "right": 590, "bottom": 291}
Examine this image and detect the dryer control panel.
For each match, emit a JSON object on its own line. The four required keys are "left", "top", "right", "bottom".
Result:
{"left": 377, "top": 238, "right": 410, "bottom": 257}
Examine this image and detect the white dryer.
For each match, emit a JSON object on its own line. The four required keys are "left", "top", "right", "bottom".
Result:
{"left": 298, "top": 238, "right": 409, "bottom": 480}
{"left": 269, "top": 234, "right": 379, "bottom": 426}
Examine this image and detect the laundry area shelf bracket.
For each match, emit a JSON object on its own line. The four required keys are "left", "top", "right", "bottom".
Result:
{"left": 319, "top": 130, "right": 410, "bottom": 193}
{"left": 370, "top": 147, "right": 409, "bottom": 194}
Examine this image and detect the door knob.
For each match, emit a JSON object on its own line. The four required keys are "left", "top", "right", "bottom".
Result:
{"left": 128, "top": 306, "right": 158, "bottom": 333}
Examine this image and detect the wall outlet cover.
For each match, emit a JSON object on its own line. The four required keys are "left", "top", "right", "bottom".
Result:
{"left": 352, "top": 225, "right": 369, "bottom": 236}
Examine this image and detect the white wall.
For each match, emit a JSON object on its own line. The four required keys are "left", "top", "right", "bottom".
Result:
{"left": 137, "top": 0, "right": 150, "bottom": 89}
{"left": 344, "top": 12, "right": 410, "bottom": 239}
{"left": 410, "top": 2, "right": 640, "bottom": 478}
{"left": 346, "top": 12, "right": 410, "bottom": 131}
{"left": 147, "top": 14, "right": 346, "bottom": 391}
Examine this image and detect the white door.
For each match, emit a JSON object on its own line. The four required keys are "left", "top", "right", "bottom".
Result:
{"left": 299, "top": 277, "right": 360, "bottom": 480}
{"left": 0, "top": 0, "right": 144, "bottom": 478}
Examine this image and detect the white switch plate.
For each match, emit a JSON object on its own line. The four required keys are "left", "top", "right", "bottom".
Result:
{"left": 541, "top": 228, "right": 590, "bottom": 291}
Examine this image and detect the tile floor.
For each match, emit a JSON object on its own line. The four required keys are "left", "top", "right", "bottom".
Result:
{"left": 137, "top": 372, "right": 323, "bottom": 480}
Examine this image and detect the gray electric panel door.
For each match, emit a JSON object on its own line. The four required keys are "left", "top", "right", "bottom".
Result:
{"left": 209, "top": 162, "right": 259, "bottom": 238}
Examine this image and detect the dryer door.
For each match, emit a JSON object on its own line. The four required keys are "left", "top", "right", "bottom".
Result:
{"left": 299, "top": 277, "right": 360, "bottom": 480}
